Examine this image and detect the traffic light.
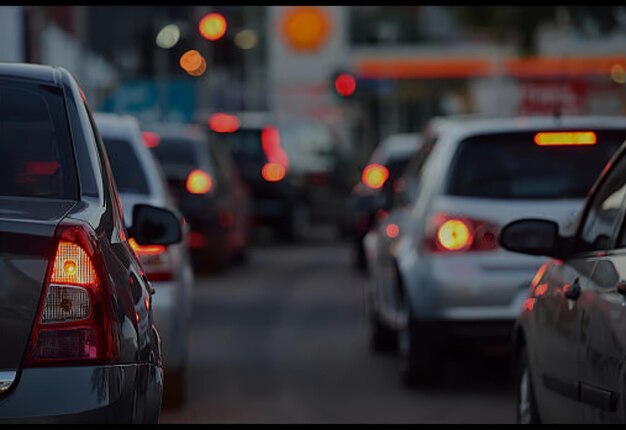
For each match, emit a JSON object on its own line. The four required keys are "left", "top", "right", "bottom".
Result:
{"left": 331, "top": 70, "right": 357, "bottom": 99}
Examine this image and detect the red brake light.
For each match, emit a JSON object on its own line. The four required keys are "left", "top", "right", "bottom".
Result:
{"left": 534, "top": 131, "right": 597, "bottom": 146}
{"left": 262, "top": 126, "right": 289, "bottom": 167}
{"left": 186, "top": 169, "right": 213, "bottom": 194}
{"left": 424, "top": 213, "right": 499, "bottom": 254}
{"left": 142, "top": 131, "right": 160, "bottom": 148}
{"left": 386, "top": 223, "right": 400, "bottom": 239}
{"left": 362, "top": 164, "right": 389, "bottom": 190}
{"left": 262, "top": 163, "right": 286, "bottom": 182}
{"left": 209, "top": 113, "right": 240, "bottom": 133}
{"left": 437, "top": 219, "right": 473, "bottom": 252}
{"left": 25, "top": 223, "right": 119, "bottom": 367}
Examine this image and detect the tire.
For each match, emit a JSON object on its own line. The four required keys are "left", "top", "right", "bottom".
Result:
{"left": 162, "top": 366, "right": 186, "bottom": 409}
{"left": 397, "top": 300, "right": 443, "bottom": 389}
{"left": 517, "top": 345, "right": 541, "bottom": 424}
{"left": 369, "top": 313, "right": 397, "bottom": 354}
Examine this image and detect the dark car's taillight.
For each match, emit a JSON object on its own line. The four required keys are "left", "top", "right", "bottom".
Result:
{"left": 24, "top": 222, "right": 120, "bottom": 367}
{"left": 423, "top": 213, "right": 499, "bottom": 254}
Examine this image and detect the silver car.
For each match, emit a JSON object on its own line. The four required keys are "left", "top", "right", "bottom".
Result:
{"left": 364, "top": 115, "right": 626, "bottom": 387}
{"left": 95, "top": 113, "right": 194, "bottom": 407}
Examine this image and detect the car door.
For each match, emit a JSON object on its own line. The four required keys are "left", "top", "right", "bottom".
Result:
{"left": 533, "top": 153, "right": 626, "bottom": 423}
{"left": 577, "top": 154, "right": 626, "bottom": 423}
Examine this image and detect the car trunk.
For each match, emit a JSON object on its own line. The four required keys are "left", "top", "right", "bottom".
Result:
{"left": 0, "top": 197, "right": 75, "bottom": 371}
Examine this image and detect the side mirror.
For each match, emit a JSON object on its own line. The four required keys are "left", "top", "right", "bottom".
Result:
{"left": 131, "top": 204, "right": 182, "bottom": 246}
{"left": 499, "top": 218, "right": 565, "bottom": 258}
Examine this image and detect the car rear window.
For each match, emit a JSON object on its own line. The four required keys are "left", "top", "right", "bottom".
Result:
{"left": 446, "top": 130, "right": 626, "bottom": 200}
{"left": 0, "top": 81, "right": 77, "bottom": 199}
{"left": 102, "top": 137, "right": 150, "bottom": 195}
{"left": 210, "top": 128, "right": 266, "bottom": 167}
{"left": 150, "top": 138, "right": 199, "bottom": 169}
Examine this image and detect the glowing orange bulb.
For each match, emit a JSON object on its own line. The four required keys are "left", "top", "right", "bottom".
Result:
{"left": 199, "top": 13, "right": 227, "bottom": 41}
{"left": 186, "top": 169, "right": 213, "bottom": 194}
{"left": 64, "top": 259, "right": 77, "bottom": 275}
{"left": 262, "top": 163, "right": 286, "bottom": 182}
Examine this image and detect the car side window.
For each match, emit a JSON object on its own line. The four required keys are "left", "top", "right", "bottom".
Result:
{"left": 395, "top": 140, "right": 435, "bottom": 206}
{"left": 577, "top": 155, "right": 626, "bottom": 253}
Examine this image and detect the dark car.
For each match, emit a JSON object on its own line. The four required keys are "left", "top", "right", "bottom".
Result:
{"left": 347, "top": 132, "right": 422, "bottom": 270}
{"left": 207, "top": 112, "right": 308, "bottom": 242}
{"left": 144, "top": 122, "right": 250, "bottom": 271}
{"left": 500, "top": 133, "right": 626, "bottom": 424}
{"left": 0, "top": 63, "right": 182, "bottom": 423}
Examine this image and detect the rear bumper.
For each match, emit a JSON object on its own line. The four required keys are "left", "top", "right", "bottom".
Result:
{"left": 412, "top": 319, "right": 516, "bottom": 343}
{"left": 0, "top": 363, "right": 162, "bottom": 423}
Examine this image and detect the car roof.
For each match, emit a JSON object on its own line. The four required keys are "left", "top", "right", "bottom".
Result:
{"left": 0, "top": 62, "right": 61, "bottom": 85}
{"left": 94, "top": 112, "right": 142, "bottom": 139}
{"left": 433, "top": 115, "right": 626, "bottom": 143}
{"left": 370, "top": 133, "right": 422, "bottom": 164}
{"left": 142, "top": 121, "right": 207, "bottom": 143}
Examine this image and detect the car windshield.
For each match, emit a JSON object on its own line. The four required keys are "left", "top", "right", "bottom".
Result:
{"left": 102, "top": 137, "right": 150, "bottom": 195}
{"left": 0, "top": 81, "right": 77, "bottom": 199}
{"left": 446, "top": 130, "right": 626, "bottom": 200}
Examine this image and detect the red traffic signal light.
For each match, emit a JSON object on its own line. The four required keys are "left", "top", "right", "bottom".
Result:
{"left": 334, "top": 73, "right": 356, "bottom": 97}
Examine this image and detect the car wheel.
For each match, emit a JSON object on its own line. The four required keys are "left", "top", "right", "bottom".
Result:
{"left": 162, "top": 366, "right": 186, "bottom": 409}
{"left": 369, "top": 312, "right": 397, "bottom": 354}
{"left": 397, "top": 300, "right": 442, "bottom": 388}
{"left": 517, "top": 346, "right": 541, "bottom": 424}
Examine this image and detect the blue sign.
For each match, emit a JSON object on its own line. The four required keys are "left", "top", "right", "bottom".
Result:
{"left": 98, "top": 78, "right": 197, "bottom": 123}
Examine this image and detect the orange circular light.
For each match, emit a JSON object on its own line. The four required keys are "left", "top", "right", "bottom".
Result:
{"left": 186, "top": 169, "right": 213, "bottom": 194}
{"left": 281, "top": 6, "right": 332, "bottom": 52}
{"left": 63, "top": 259, "right": 77, "bottom": 276}
{"left": 335, "top": 73, "right": 356, "bottom": 97}
{"left": 361, "top": 164, "right": 389, "bottom": 190}
{"left": 187, "top": 57, "right": 207, "bottom": 77}
{"left": 386, "top": 223, "right": 399, "bottom": 239}
{"left": 179, "top": 50, "right": 204, "bottom": 73}
{"left": 199, "top": 13, "right": 227, "bottom": 41}
{"left": 262, "top": 163, "right": 286, "bottom": 182}
{"left": 437, "top": 219, "right": 473, "bottom": 251}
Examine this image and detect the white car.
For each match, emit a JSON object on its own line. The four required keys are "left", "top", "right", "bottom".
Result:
{"left": 95, "top": 113, "right": 194, "bottom": 407}
{"left": 364, "top": 115, "right": 626, "bottom": 387}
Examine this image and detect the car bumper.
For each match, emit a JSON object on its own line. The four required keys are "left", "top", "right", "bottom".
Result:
{"left": 0, "top": 364, "right": 162, "bottom": 424}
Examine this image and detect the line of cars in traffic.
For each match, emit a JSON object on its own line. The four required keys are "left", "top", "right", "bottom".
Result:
{"left": 352, "top": 114, "right": 626, "bottom": 423}
{"left": 0, "top": 62, "right": 356, "bottom": 423}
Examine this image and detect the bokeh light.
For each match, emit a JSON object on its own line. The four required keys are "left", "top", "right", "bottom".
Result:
{"left": 179, "top": 50, "right": 206, "bottom": 77}
{"left": 235, "top": 29, "right": 258, "bottom": 50}
{"left": 281, "top": 6, "right": 331, "bottom": 52}
{"left": 611, "top": 64, "right": 626, "bottom": 84}
{"left": 199, "top": 13, "right": 227, "bottom": 41}
{"left": 155, "top": 24, "right": 180, "bottom": 49}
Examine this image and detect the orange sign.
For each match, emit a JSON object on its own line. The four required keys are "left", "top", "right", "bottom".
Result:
{"left": 281, "top": 6, "right": 332, "bottom": 53}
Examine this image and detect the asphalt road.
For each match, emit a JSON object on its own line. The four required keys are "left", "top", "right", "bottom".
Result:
{"left": 160, "top": 241, "right": 516, "bottom": 424}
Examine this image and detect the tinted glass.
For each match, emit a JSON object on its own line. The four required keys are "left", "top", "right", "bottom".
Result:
{"left": 0, "top": 81, "right": 77, "bottom": 199}
{"left": 150, "top": 138, "right": 200, "bottom": 168}
{"left": 446, "top": 130, "right": 625, "bottom": 200}
{"left": 210, "top": 129, "right": 266, "bottom": 168}
{"left": 102, "top": 137, "right": 150, "bottom": 195}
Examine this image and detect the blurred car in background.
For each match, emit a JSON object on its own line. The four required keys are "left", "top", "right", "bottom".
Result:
{"left": 500, "top": 133, "right": 626, "bottom": 423}
{"left": 347, "top": 132, "right": 423, "bottom": 270}
{"left": 144, "top": 122, "right": 250, "bottom": 271}
{"left": 206, "top": 112, "right": 307, "bottom": 242}
{"left": 367, "top": 116, "right": 626, "bottom": 388}
{"left": 0, "top": 63, "right": 174, "bottom": 423}
{"left": 95, "top": 113, "right": 194, "bottom": 408}
{"left": 278, "top": 118, "right": 357, "bottom": 237}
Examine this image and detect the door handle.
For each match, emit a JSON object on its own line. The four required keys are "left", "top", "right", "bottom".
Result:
{"left": 564, "top": 280, "right": 581, "bottom": 301}
{"left": 617, "top": 281, "right": 626, "bottom": 296}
